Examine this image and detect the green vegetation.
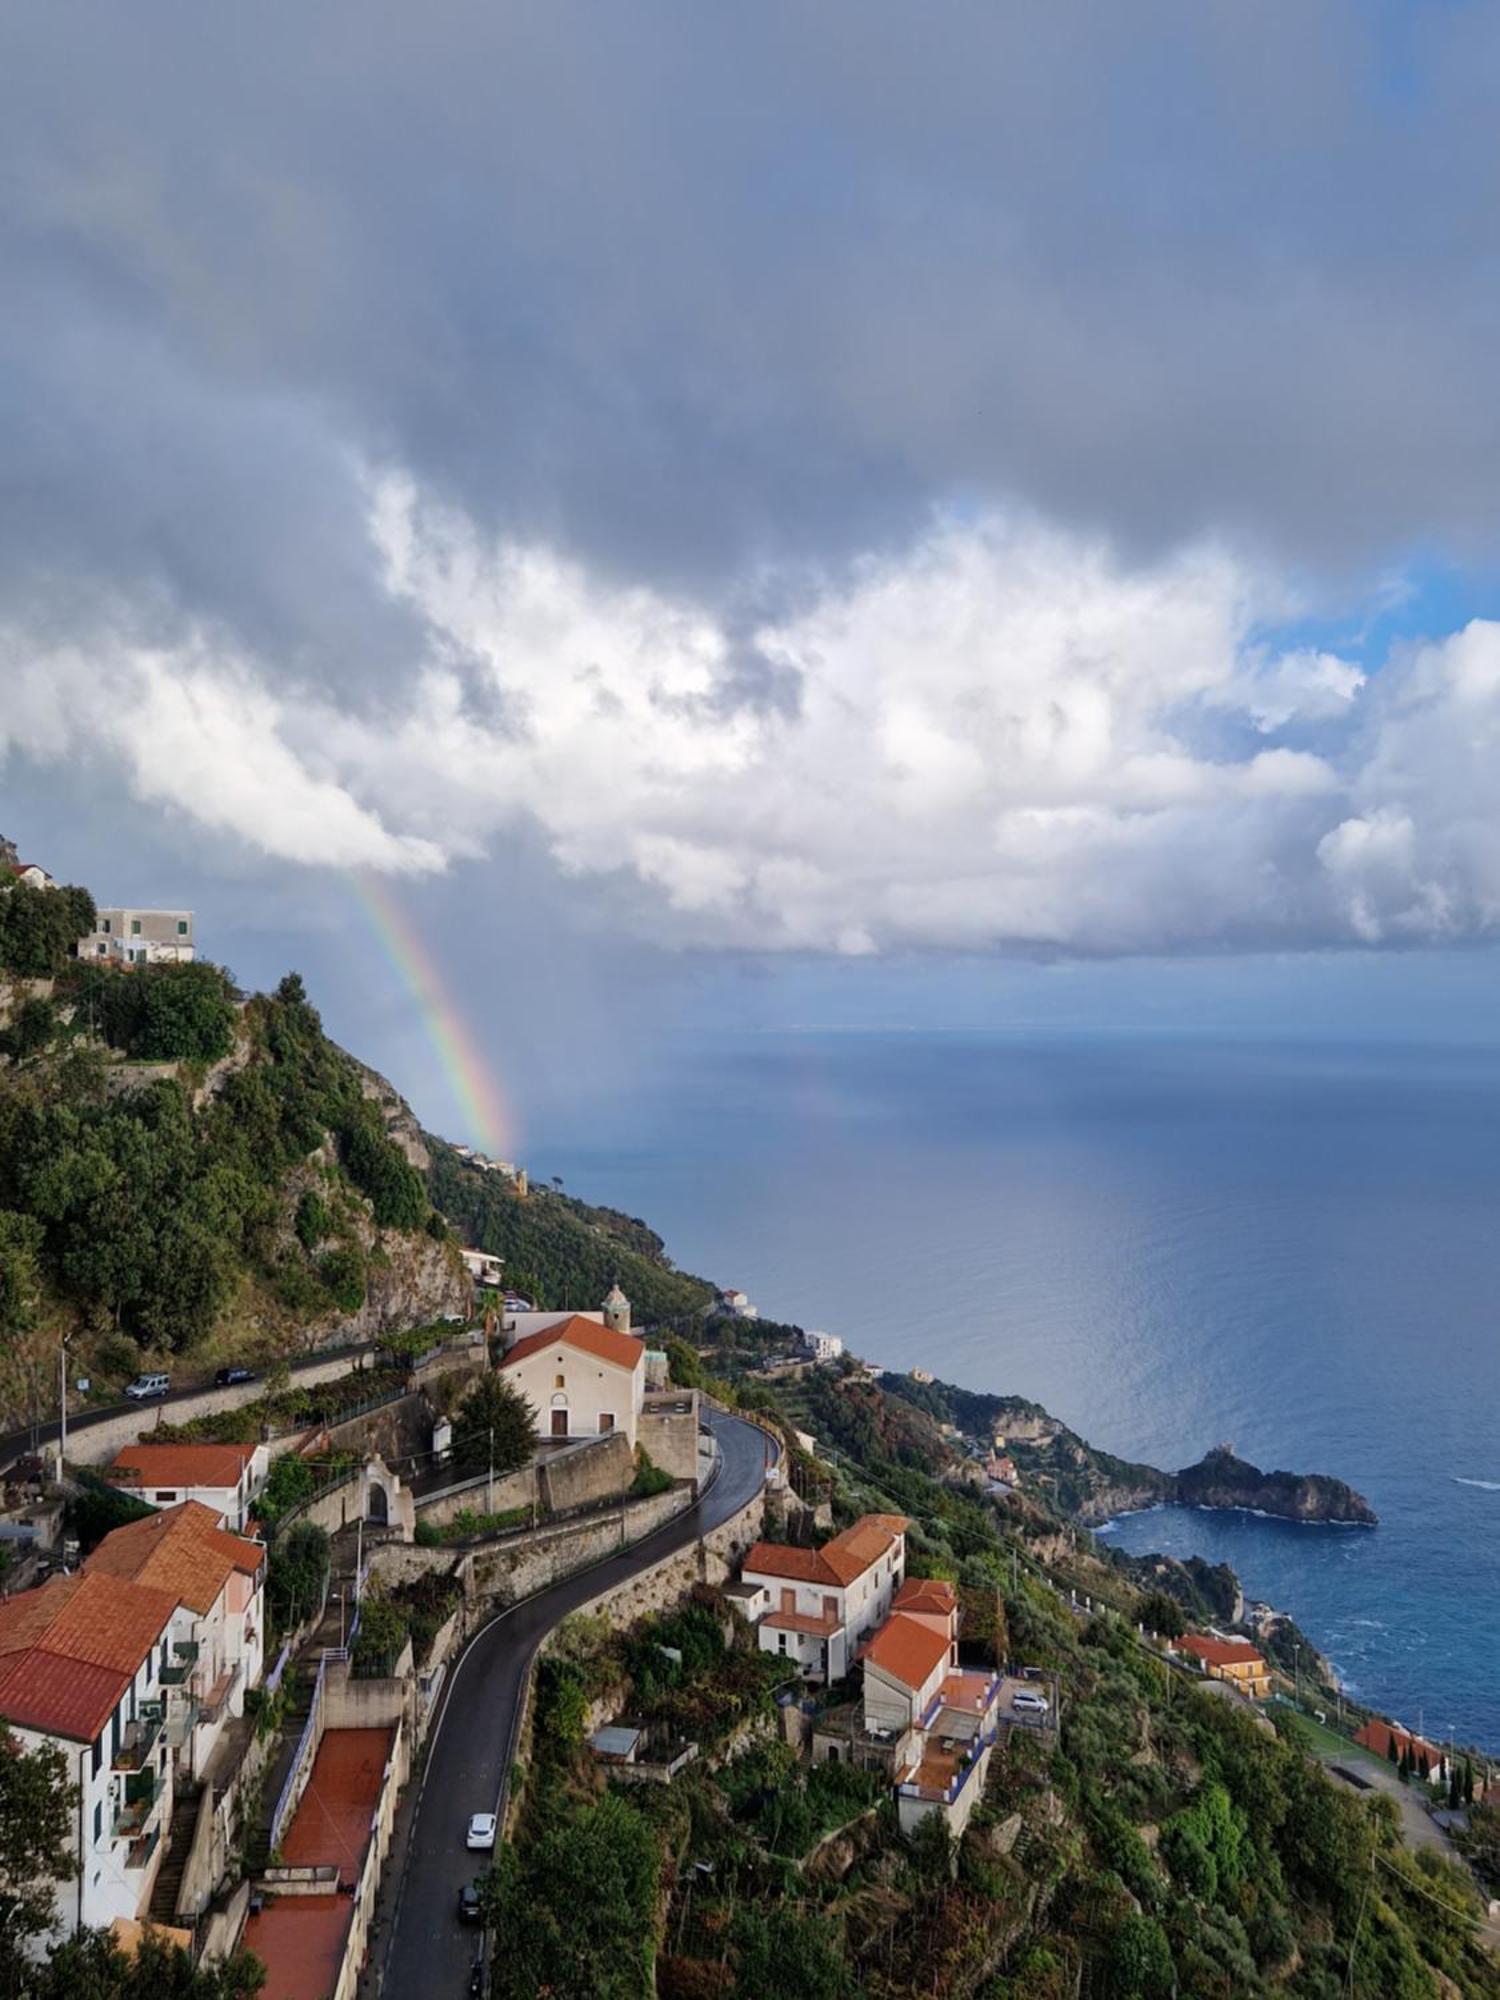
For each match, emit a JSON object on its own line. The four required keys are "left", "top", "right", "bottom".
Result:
{"left": 63, "top": 1469, "right": 154, "bottom": 1555}
{"left": 630, "top": 1448, "right": 673, "bottom": 1497}
{"left": 0, "top": 963, "right": 445, "bottom": 1365}
{"left": 351, "top": 1574, "right": 461, "bottom": 1676}
{"left": 452, "top": 1369, "right": 537, "bottom": 1475}
{"left": 266, "top": 1521, "right": 331, "bottom": 1635}
{"left": 428, "top": 1141, "right": 715, "bottom": 1323}
{"left": 0, "top": 880, "right": 95, "bottom": 978}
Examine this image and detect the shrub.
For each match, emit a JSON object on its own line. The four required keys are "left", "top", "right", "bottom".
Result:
{"left": 631, "top": 1449, "right": 673, "bottom": 1498}
{"left": 267, "top": 1522, "right": 330, "bottom": 1634}
{"left": 294, "top": 1189, "right": 331, "bottom": 1250}
{"left": 318, "top": 1245, "right": 366, "bottom": 1313}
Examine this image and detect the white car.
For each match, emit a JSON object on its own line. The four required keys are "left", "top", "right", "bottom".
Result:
{"left": 1011, "top": 1689, "right": 1050, "bottom": 1715}
{"left": 466, "top": 1812, "right": 497, "bottom": 1851}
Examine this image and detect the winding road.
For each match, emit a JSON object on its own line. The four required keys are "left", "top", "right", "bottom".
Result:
{"left": 374, "top": 1408, "right": 773, "bottom": 1999}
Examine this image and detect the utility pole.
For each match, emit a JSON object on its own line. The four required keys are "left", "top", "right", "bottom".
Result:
{"left": 1294, "top": 1643, "right": 1301, "bottom": 1708}
{"left": 487, "top": 1427, "right": 494, "bottom": 1514}
{"left": 58, "top": 1339, "right": 69, "bottom": 1471}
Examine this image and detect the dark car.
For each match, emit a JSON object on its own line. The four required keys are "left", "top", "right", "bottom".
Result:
{"left": 457, "top": 1882, "right": 483, "bottom": 1926}
{"left": 215, "top": 1366, "right": 257, "bottom": 1386}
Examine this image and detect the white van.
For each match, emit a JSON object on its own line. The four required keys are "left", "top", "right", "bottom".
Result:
{"left": 124, "top": 1372, "right": 171, "bottom": 1401}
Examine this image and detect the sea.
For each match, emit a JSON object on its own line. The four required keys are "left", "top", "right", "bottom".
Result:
{"left": 536, "top": 1030, "right": 1500, "bottom": 1751}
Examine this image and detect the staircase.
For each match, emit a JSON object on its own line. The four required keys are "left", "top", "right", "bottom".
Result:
{"left": 244, "top": 1667, "right": 316, "bottom": 1874}
{"left": 149, "top": 1792, "right": 202, "bottom": 1926}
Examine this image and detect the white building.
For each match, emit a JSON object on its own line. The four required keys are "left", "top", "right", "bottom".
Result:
{"left": 5, "top": 859, "right": 54, "bottom": 889}
{"left": 84, "top": 1502, "right": 266, "bottom": 1782}
{"left": 0, "top": 1570, "right": 186, "bottom": 1936}
{"left": 82, "top": 908, "right": 195, "bottom": 967}
{"left": 736, "top": 1514, "right": 907, "bottom": 1682}
{"left": 461, "top": 1248, "right": 505, "bottom": 1289}
{"left": 498, "top": 1309, "right": 646, "bottom": 1449}
{"left": 105, "top": 1442, "right": 269, "bottom": 1534}
{"left": 802, "top": 1329, "right": 845, "bottom": 1363}
{"left": 857, "top": 1580, "right": 1002, "bottom": 1838}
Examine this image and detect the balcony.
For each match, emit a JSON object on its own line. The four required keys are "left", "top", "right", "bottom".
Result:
{"left": 165, "top": 1698, "right": 201, "bottom": 1749}
{"left": 112, "top": 1709, "right": 163, "bottom": 1772}
{"left": 196, "top": 1663, "right": 241, "bottom": 1727}
{"left": 113, "top": 1769, "right": 163, "bottom": 1840}
{"left": 126, "top": 1822, "right": 162, "bottom": 1873}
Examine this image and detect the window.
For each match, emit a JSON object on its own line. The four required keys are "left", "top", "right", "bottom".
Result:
{"left": 176, "top": 920, "right": 188, "bottom": 935}
{"left": 598, "top": 1412, "right": 614, "bottom": 1433}
{"left": 154, "top": 1490, "right": 176, "bottom": 1503}
{"left": 91, "top": 1732, "right": 102, "bottom": 1778}
{"left": 96, "top": 943, "right": 107, "bottom": 956}
{"left": 93, "top": 1802, "right": 102, "bottom": 1846}
{"left": 101, "top": 918, "right": 111, "bottom": 934}
{"left": 554, "top": 1374, "right": 565, "bottom": 1390}
{"left": 131, "top": 919, "right": 141, "bottom": 935}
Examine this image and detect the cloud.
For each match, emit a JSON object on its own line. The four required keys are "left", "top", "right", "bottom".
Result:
{"left": 12, "top": 478, "right": 1500, "bottom": 958}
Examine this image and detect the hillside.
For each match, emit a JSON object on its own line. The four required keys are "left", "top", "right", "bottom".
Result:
{"left": 427, "top": 1138, "right": 716, "bottom": 1323}
{"left": 495, "top": 1343, "right": 1499, "bottom": 1999}
{"left": 0, "top": 929, "right": 466, "bottom": 1422}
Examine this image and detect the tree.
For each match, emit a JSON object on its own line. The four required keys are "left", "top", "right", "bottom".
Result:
{"left": 137, "top": 963, "right": 237, "bottom": 1063}
{"left": 454, "top": 1370, "right": 537, "bottom": 1476}
{"left": 65, "top": 1471, "right": 155, "bottom": 1555}
{"left": 267, "top": 1522, "right": 331, "bottom": 1634}
{"left": 662, "top": 1334, "right": 703, "bottom": 1390}
{"left": 1138, "top": 1590, "right": 1185, "bottom": 1640}
{"left": 350, "top": 1587, "right": 409, "bottom": 1679}
{"left": 1107, "top": 1914, "right": 1175, "bottom": 1998}
{"left": 0, "top": 1730, "right": 75, "bottom": 1978}
{"left": 18, "top": 1928, "right": 263, "bottom": 1997}
{"left": 491, "top": 1793, "right": 659, "bottom": 1999}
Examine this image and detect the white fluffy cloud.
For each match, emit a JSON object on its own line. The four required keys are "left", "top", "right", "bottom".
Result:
{"left": 8, "top": 481, "right": 1500, "bottom": 957}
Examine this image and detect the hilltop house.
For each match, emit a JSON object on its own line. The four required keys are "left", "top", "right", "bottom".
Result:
{"left": 461, "top": 1248, "right": 505, "bottom": 1290}
{"left": 497, "top": 1291, "right": 646, "bottom": 1448}
{"left": 104, "top": 1441, "right": 269, "bottom": 1533}
{"left": 5, "top": 859, "right": 54, "bottom": 889}
{"left": 735, "top": 1514, "right": 907, "bottom": 1682}
{"left": 81, "top": 908, "right": 195, "bottom": 967}
{"left": 1177, "top": 1634, "right": 1272, "bottom": 1701}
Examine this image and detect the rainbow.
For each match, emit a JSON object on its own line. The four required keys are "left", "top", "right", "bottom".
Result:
{"left": 351, "top": 872, "right": 514, "bottom": 1158}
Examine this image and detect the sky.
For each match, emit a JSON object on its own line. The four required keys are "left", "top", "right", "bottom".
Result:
{"left": 5, "top": 1, "right": 1500, "bottom": 1152}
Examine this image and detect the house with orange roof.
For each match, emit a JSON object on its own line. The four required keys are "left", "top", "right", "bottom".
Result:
{"left": 1176, "top": 1633, "right": 1272, "bottom": 1701}
{"left": 497, "top": 1288, "right": 647, "bottom": 1448}
{"left": 856, "top": 1592, "right": 1002, "bottom": 1837}
{"left": 736, "top": 1513, "right": 907, "bottom": 1681}
{"left": 84, "top": 1500, "right": 266, "bottom": 1778}
{"left": 0, "top": 1570, "right": 180, "bottom": 1936}
{"left": 105, "top": 1440, "right": 269, "bottom": 1532}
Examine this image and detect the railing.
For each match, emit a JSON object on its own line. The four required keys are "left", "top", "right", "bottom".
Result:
{"left": 114, "top": 1769, "right": 163, "bottom": 1837}
{"left": 127, "top": 1821, "right": 162, "bottom": 1872}
{"left": 897, "top": 1725, "right": 1000, "bottom": 1806}
{"left": 114, "top": 1710, "right": 163, "bottom": 1771}
{"left": 266, "top": 1646, "right": 347, "bottom": 1855}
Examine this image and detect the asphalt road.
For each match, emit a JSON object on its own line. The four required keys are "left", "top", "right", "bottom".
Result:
{"left": 0, "top": 1342, "right": 376, "bottom": 1471}
{"left": 376, "top": 1408, "right": 772, "bottom": 2000}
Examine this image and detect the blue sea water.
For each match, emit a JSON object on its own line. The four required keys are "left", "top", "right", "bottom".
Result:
{"left": 536, "top": 1031, "right": 1500, "bottom": 1750}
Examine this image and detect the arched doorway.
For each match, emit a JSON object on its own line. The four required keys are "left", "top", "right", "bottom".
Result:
{"left": 550, "top": 1393, "right": 569, "bottom": 1440}
{"left": 366, "top": 1481, "right": 389, "bottom": 1526}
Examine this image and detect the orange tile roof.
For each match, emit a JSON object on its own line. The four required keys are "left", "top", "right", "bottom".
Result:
{"left": 242, "top": 1894, "right": 351, "bottom": 2000}
{"left": 862, "top": 1612, "right": 952, "bottom": 1691}
{"left": 109, "top": 1442, "right": 257, "bottom": 1490}
{"left": 1180, "top": 1634, "right": 1266, "bottom": 1671}
{"left": 0, "top": 1572, "right": 178, "bottom": 1742}
{"left": 893, "top": 1577, "right": 957, "bottom": 1617}
{"left": 86, "top": 1499, "right": 264, "bottom": 1615}
{"left": 743, "top": 1514, "right": 906, "bottom": 1590}
{"left": 499, "top": 1315, "right": 646, "bottom": 1375}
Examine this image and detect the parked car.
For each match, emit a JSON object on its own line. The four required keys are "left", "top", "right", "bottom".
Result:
{"left": 1011, "top": 1689, "right": 1050, "bottom": 1715}
{"left": 457, "top": 1881, "right": 483, "bottom": 1925}
{"left": 215, "top": 1365, "right": 257, "bottom": 1386}
{"left": 465, "top": 1812, "right": 497, "bottom": 1851}
{"left": 124, "top": 1373, "right": 170, "bottom": 1401}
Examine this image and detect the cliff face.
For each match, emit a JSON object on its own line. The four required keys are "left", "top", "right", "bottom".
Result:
{"left": 1173, "top": 1447, "right": 1377, "bottom": 1524}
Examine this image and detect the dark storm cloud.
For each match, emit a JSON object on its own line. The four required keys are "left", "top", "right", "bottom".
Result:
{"left": 4, "top": 0, "right": 1500, "bottom": 604}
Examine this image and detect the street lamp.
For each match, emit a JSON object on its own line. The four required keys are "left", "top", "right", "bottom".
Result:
{"left": 58, "top": 1338, "right": 71, "bottom": 1470}
{"left": 1293, "top": 1643, "right": 1301, "bottom": 1708}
